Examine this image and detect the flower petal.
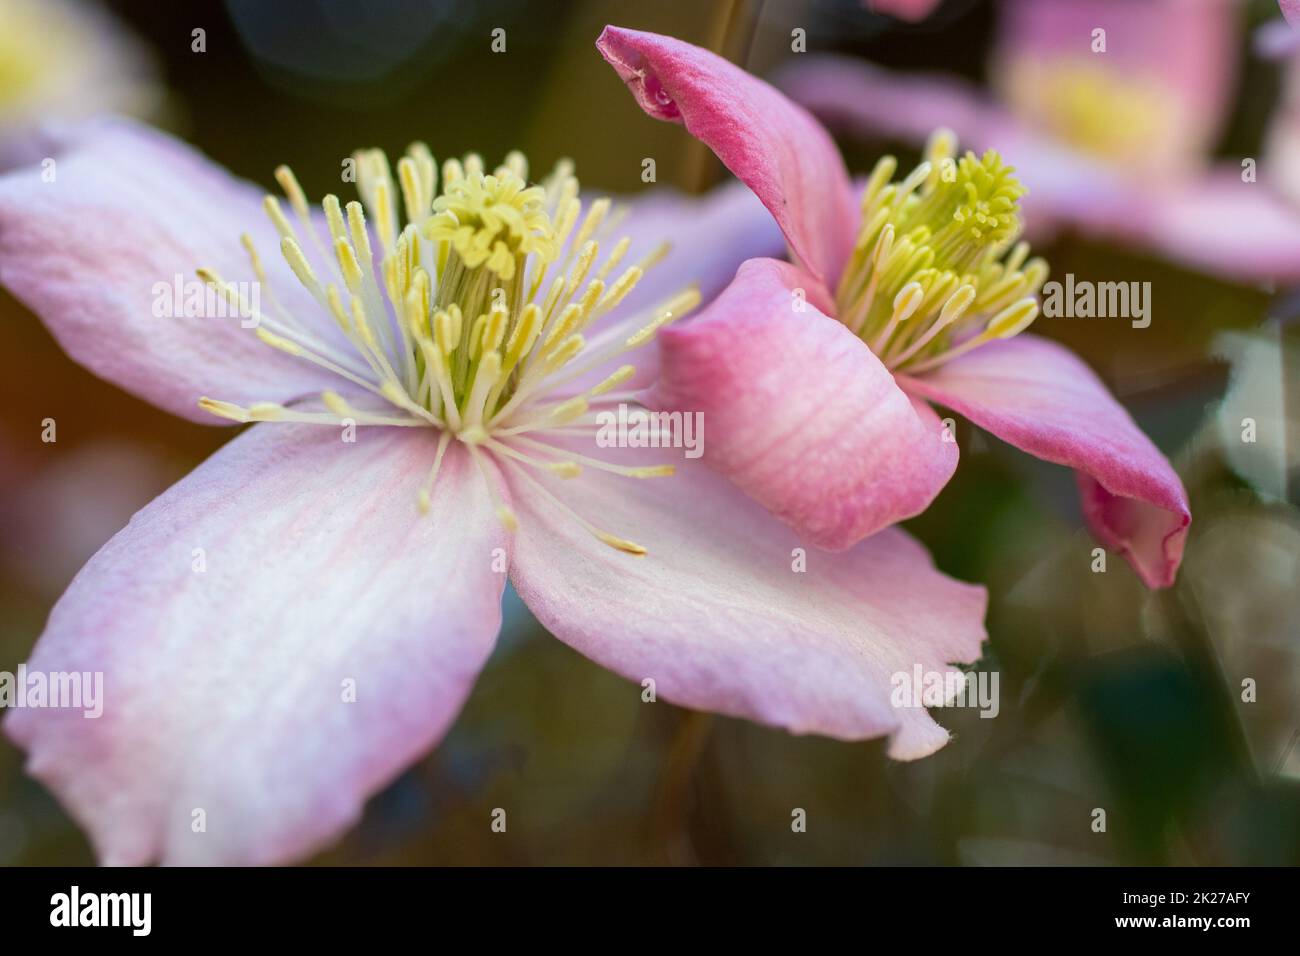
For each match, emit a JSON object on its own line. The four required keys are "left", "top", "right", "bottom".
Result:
{"left": 596, "top": 25, "right": 857, "bottom": 287}
{"left": 649, "top": 257, "right": 958, "bottom": 551}
{"left": 0, "top": 118, "right": 340, "bottom": 424}
{"left": 0, "top": 0, "right": 162, "bottom": 170}
{"left": 866, "top": 0, "right": 942, "bottom": 21}
{"left": 773, "top": 55, "right": 1011, "bottom": 157}
{"left": 897, "top": 335, "right": 1190, "bottom": 588}
{"left": 4, "top": 424, "right": 507, "bottom": 865}
{"left": 772, "top": 55, "right": 1142, "bottom": 242}
{"left": 506, "top": 445, "right": 987, "bottom": 759}
{"left": 566, "top": 178, "right": 787, "bottom": 394}
{"left": 609, "top": 178, "right": 787, "bottom": 327}
{"left": 992, "top": 0, "right": 1237, "bottom": 172}
{"left": 1139, "top": 168, "right": 1300, "bottom": 283}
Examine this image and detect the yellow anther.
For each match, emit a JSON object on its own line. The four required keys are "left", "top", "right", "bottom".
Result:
{"left": 458, "top": 424, "right": 490, "bottom": 444}
{"left": 572, "top": 197, "right": 611, "bottom": 251}
{"left": 280, "top": 236, "right": 320, "bottom": 293}
{"left": 987, "top": 298, "right": 1039, "bottom": 339}
{"left": 939, "top": 284, "right": 977, "bottom": 325}
{"left": 397, "top": 155, "right": 425, "bottom": 224}
{"left": 274, "top": 165, "right": 312, "bottom": 222}
{"left": 197, "top": 398, "right": 250, "bottom": 422}
{"left": 627, "top": 465, "right": 675, "bottom": 478}
{"left": 434, "top": 309, "right": 458, "bottom": 356}
{"left": 350, "top": 295, "right": 379, "bottom": 350}
{"left": 596, "top": 236, "right": 631, "bottom": 281}
{"left": 861, "top": 155, "right": 898, "bottom": 211}
{"left": 596, "top": 532, "right": 646, "bottom": 556}
{"left": 256, "top": 327, "right": 302, "bottom": 356}
{"left": 495, "top": 505, "right": 519, "bottom": 533}
{"left": 590, "top": 365, "right": 635, "bottom": 396}
{"left": 262, "top": 194, "right": 296, "bottom": 241}
{"left": 322, "top": 195, "right": 348, "bottom": 245}
{"left": 346, "top": 200, "right": 373, "bottom": 266}
{"left": 543, "top": 303, "right": 583, "bottom": 354}
{"left": 549, "top": 396, "right": 588, "bottom": 424}
{"left": 380, "top": 380, "right": 408, "bottom": 407}
{"left": 248, "top": 402, "right": 286, "bottom": 421}
{"left": 239, "top": 234, "right": 270, "bottom": 286}
{"left": 335, "top": 237, "right": 364, "bottom": 294}
{"left": 566, "top": 241, "right": 599, "bottom": 295}
{"left": 545, "top": 334, "right": 585, "bottom": 371}
{"left": 321, "top": 391, "right": 353, "bottom": 416}
{"left": 598, "top": 266, "right": 642, "bottom": 313}
{"left": 892, "top": 282, "right": 925, "bottom": 322}
{"left": 326, "top": 285, "right": 351, "bottom": 334}
{"left": 634, "top": 240, "right": 670, "bottom": 273}
{"left": 374, "top": 179, "right": 397, "bottom": 251}
{"left": 626, "top": 288, "right": 699, "bottom": 348}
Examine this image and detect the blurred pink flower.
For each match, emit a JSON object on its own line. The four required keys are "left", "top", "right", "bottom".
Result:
{"left": 867, "top": 0, "right": 942, "bottom": 21}
{"left": 774, "top": 0, "right": 1300, "bottom": 283}
{"left": 0, "top": 119, "right": 990, "bottom": 864}
{"left": 0, "top": 0, "right": 161, "bottom": 168}
{"left": 598, "top": 25, "right": 1190, "bottom": 589}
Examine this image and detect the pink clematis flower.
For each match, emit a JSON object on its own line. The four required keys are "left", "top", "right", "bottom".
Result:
{"left": 597, "top": 26, "right": 1190, "bottom": 589}
{"left": 772, "top": 0, "right": 1300, "bottom": 283}
{"left": 0, "top": 119, "right": 992, "bottom": 864}
{"left": 0, "top": 0, "right": 161, "bottom": 168}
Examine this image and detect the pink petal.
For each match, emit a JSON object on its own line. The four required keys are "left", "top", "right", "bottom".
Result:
{"left": 0, "top": 118, "right": 339, "bottom": 424}
{"left": 993, "top": 0, "right": 1237, "bottom": 169}
{"left": 4, "top": 424, "right": 507, "bottom": 865}
{"left": 1256, "top": 18, "right": 1300, "bottom": 59}
{"left": 866, "top": 0, "right": 942, "bottom": 20}
{"left": 569, "top": 178, "right": 787, "bottom": 394}
{"left": 596, "top": 25, "right": 857, "bottom": 288}
{"left": 610, "top": 178, "right": 787, "bottom": 327}
{"left": 507, "top": 445, "right": 987, "bottom": 759}
{"left": 897, "top": 335, "right": 1190, "bottom": 588}
{"left": 772, "top": 56, "right": 1143, "bottom": 242}
{"left": 773, "top": 55, "right": 1011, "bottom": 156}
{"left": 1139, "top": 168, "right": 1300, "bottom": 283}
{"left": 1284, "top": 0, "right": 1300, "bottom": 26}
{"left": 649, "top": 257, "right": 958, "bottom": 551}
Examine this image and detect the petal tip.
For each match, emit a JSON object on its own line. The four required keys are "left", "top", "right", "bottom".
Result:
{"left": 596, "top": 25, "right": 681, "bottom": 122}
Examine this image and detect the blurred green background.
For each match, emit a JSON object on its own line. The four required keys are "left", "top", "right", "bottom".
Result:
{"left": 0, "top": 0, "right": 1297, "bottom": 865}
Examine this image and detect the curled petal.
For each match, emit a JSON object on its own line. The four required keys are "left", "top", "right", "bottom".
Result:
{"left": 898, "top": 335, "right": 1190, "bottom": 588}
{"left": 1139, "top": 168, "right": 1300, "bottom": 283}
{"left": 773, "top": 55, "right": 1141, "bottom": 242}
{"left": 597, "top": 25, "right": 857, "bottom": 287}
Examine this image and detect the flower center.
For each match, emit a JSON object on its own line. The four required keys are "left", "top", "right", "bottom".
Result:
{"left": 0, "top": 2, "right": 53, "bottom": 109}
{"left": 197, "top": 145, "right": 697, "bottom": 554}
{"left": 997, "top": 58, "right": 1191, "bottom": 172}
{"left": 834, "top": 129, "right": 1048, "bottom": 374}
